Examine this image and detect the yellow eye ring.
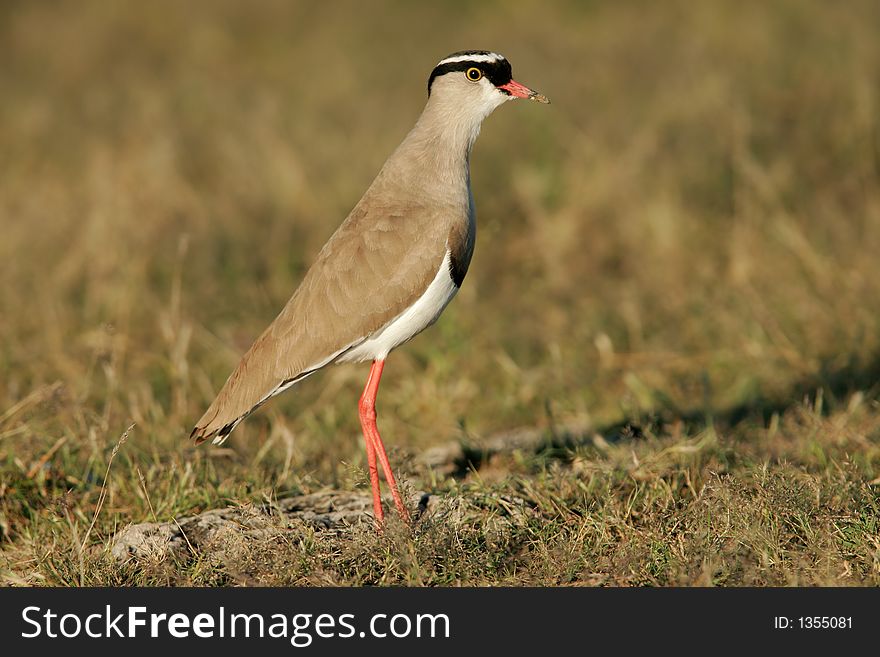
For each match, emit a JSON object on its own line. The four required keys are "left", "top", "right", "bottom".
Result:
{"left": 466, "top": 67, "right": 483, "bottom": 82}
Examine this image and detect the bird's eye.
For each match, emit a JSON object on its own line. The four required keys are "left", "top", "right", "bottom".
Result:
{"left": 466, "top": 67, "right": 483, "bottom": 82}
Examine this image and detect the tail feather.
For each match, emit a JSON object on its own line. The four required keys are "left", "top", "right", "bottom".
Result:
{"left": 190, "top": 361, "right": 326, "bottom": 446}
{"left": 189, "top": 416, "right": 243, "bottom": 446}
{"left": 190, "top": 402, "right": 255, "bottom": 445}
{"left": 189, "top": 315, "right": 358, "bottom": 446}
{"left": 189, "top": 371, "right": 305, "bottom": 445}
{"left": 189, "top": 337, "right": 285, "bottom": 445}
{"left": 190, "top": 418, "right": 230, "bottom": 446}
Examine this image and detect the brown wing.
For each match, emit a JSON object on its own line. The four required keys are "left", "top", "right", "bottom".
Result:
{"left": 190, "top": 197, "right": 452, "bottom": 444}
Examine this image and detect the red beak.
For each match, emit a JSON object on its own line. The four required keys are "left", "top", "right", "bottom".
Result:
{"left": 498, "top": 79, "right": 550, "bottom": 104}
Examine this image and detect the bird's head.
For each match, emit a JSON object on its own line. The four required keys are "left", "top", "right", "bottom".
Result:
{"left": 427, "top": 50, "right": 549, "bottom": 120}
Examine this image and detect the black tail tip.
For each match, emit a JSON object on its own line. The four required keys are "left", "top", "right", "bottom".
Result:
{"left": 190, "top": 425, "right": 207, "bottom": 444}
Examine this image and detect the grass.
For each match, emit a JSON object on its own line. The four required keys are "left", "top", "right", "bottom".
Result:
{"left": 1, "top": 0, "right": 880, "bottom": 586}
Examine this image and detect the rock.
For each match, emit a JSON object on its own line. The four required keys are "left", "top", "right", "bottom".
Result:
{"left": 111, "top": 490, "right": 423, "bottom": 562}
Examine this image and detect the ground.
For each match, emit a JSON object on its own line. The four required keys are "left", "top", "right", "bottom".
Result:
{"left": 1, "top": 1, "right": 879, "bottom": 586}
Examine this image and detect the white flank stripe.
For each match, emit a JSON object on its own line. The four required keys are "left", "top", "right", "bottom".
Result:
{"left": 337, "top": 250, "right": 458, "bottom": 364}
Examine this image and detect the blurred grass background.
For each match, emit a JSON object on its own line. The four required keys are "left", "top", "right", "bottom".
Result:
{"left": 1, "top": 0, "right": 880, "bottom": 585}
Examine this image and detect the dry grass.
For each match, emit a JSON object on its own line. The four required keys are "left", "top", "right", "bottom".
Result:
{"left": 1, "top": 0, "right": 879, "bottom": 586}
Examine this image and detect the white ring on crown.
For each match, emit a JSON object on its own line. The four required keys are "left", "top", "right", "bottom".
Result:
{"left": 436, "top": 52, "right": 504, "bottom": 66}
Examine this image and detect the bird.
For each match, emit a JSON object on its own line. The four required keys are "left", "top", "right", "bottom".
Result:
{"left": 191, "top": 50, "right": 549, "bottom": 526}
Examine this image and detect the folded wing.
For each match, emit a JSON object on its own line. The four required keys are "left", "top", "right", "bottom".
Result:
{"left": 191, "top": 198, "right": 450, "bottom": 444}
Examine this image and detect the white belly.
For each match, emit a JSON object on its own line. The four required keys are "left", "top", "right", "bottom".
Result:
{"left": 337, "top": 250, "right": 458, "bottom": 363}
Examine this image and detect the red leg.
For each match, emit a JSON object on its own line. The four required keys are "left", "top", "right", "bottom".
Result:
{"left": 360, "top": 409, "right": 384, "bottom": 525}
{"left": 358, "top": 359, "right": 411, "bottom": 524}
{"left": 359, "top": 363, "right": 384, "bottom": 525}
